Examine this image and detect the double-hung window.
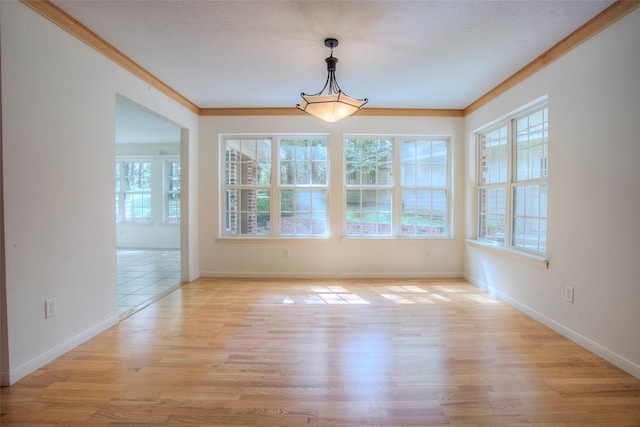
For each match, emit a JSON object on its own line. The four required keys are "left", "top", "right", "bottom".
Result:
{"left": 165, "top": 161, "right": 181, "bottom": 223}
{"left": 477, "top": 103, "right": 548, "bottom": 254}
{"left": 222, "top": 136, "right": 328, "bottom": 237}
{"left": 345, "top": 136, "right": 450, "bottom": 237}
{"left": 115, "top": 161, "right": 152, "bottom": 222}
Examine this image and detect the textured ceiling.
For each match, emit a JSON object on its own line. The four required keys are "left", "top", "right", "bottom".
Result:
{"left": 52, "top": 0, "right": 614, "bottom": 111}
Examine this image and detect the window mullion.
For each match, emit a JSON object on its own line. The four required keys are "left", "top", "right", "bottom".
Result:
{"left": 392, "top": 137, "right": 402, "bottom": 236}
{"left": 270, "top": 137, "right": 280, "bottom": 237}
{"left": 506, "top": 122, "right": 515, "bottom": 248}
{"left": 117, "top": 161, "right": 124, "bottom": 222}
{"left": 445, "top": 139, "right": 452, "bottom": 237}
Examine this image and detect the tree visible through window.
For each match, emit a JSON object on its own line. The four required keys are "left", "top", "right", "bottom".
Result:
{"left": 345, "top": 137, "right": 450, "bottom": 237}
{"left": 279, "top": 138, "right": 328, "bottom": 236}
{"left": 345, "top": 139, "right": 393, "bottom": 235}
{"left": 116, "top": 161, "right": 151, "bottom": 222}
{"left": 166, "top": 161, "right": 181, "bottom": 223}
{"left": 223, "top": 136, "right": 328, "bottom": 237}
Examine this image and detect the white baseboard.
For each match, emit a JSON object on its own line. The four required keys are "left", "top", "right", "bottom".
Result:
{"left": 3, "top": 314, "right": 119, "bottom": 386}
{"left": 464, "top": 273, "right": 640, "bottom": 380}
{"left": 200, "top": 271, "right": 463, "bottom": 279}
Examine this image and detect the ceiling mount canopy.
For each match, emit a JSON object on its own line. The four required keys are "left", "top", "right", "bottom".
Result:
{"left": 296, "top": 38, "right": 368, "bottom": 123}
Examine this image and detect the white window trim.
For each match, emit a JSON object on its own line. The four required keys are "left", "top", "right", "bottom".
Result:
{"left": 163, "top": 159, "right": 181, "bottom": 224}
{"left": 115, "top": 158, "right": 153, "bottom": 224}
{"left": 219, "top": 134, "right": 330, "bottom": 239}
{"left": 343, "top": 134, "right": 453, "bottom": 239}
{"left": 472, "top": 97, "right": 548, "bottom": 256}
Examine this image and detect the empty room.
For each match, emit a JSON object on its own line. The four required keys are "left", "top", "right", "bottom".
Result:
{"left": 1, "top": 0, "right": 639, "bottom": 425}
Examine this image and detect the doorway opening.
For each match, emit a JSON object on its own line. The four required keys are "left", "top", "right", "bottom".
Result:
{"left": 115, "top": 97, "right": 183, "bottom": 318}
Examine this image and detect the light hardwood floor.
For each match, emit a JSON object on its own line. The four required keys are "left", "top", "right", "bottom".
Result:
{"left": 2, "top": 278, "right": 639, "bottom": 426}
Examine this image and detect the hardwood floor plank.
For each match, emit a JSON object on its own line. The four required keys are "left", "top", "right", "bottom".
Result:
{"left": 2, "top": 278, "right": 639, "bottom": 425}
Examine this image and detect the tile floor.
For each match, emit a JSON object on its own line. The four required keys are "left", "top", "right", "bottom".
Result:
{"left": 117, "top": 249, "right": 181, "bottom": 318}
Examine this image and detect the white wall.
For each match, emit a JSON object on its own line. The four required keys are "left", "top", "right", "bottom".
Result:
{"left": 2, "top": 0, "right": 637, "bottom": 388}
{"left": 0, "top": 1, "right": 199, "bottom": 385}
{"left": 199, "top": 115, "right": 465, "bottom": 278}
{"left": 464, "top": 9, "right": 640, "bottom": 377}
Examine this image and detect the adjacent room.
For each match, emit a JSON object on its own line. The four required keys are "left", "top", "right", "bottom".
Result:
{"left": 115, "top": 97, "right": 183, "bottom": 317}
{"left": 1, "top": 0, "right": 639, "bottom": 424}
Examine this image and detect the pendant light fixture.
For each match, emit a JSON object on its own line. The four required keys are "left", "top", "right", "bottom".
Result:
{"left": 296, "top": 38, "right": 368, "bottom": 122}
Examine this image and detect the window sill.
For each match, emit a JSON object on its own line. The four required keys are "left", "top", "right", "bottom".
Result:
{"left": 216, "top": 236, "right": 331, "bottom": 243}
{"left": 466, "top": 239, "right": 549, "bottom": 268}
{"left": 117, "top": 221, "right": 153, "bottom": 225}
{"left": 340, "top": 235, "right": 454, "bottom": 241}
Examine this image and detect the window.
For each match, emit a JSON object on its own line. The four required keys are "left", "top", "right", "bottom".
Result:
{"left": 222, "top": 136, "right": 328, "bottom": 237}
{"left": 477, "top": 104, "right": 548, "bottom": 254}
{"left": 165, "top": 161, "right": 181, "bottom": 223}
{"left": 115, "top": 161, "right": 152, "bottom": 222}
{"left": 345, "top": 136, "right": 450, "bottom": 237}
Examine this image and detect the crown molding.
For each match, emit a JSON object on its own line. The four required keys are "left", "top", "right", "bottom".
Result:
{"left": 464, "top": 0, "right": 640, "bottom": 115}
{"left": 20, "top": 0, "right": 639, "bottom": 119}
{"left": 199, "top": 108, "right": 464, "bottom": 117}
{"left": 20, "top": 0, "right": 200, "bottom": 115}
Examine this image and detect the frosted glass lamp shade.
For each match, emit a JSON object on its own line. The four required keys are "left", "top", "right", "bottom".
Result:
{"left": 297, "top": 92, "right": 367, "bottom": 123}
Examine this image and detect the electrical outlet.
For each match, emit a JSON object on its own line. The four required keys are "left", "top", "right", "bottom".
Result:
{"left": 45, "top": 298, "right": 57, "bottom": 318}
{"left": 564, "top": 287, "right": 574, "bottom": 303}
{"left": 282, "top": 249, "right": 288, "bottom": 259}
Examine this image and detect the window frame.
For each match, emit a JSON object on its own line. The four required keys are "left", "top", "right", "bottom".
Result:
{"left": 475, "top": 101, "right": 548, "bottom": 256}
{"left": 220, "top": 134, "right": 330, "bottom": 238}
{"left": 164, "top": 160, "right": 181, "bottom": 224}
{"left": 115, "top": 160, "right": 152, "bottom": 223}
{"left": 343, "top": 135, "right": 452, "bottom": 239}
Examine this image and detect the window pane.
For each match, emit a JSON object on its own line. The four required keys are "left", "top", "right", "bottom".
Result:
{"left": 401, "top": 139, "right": 447, "bottom": 188}
{"left": 312, "top": 140, "right": 327, "bottom": 161}
{"left": 167, "top": 162, "right": 181, "bottom": 193}
{"left": 402, "top": 190, "right": 447, "bottom": 236}
{"left": 166, "top": 161, "right": 180, "bottom": 223}
{"left": 401, "top": 164, "right": 415, "bottom": 186}
{"left": 479, "top": 187, "right": 505, "bottom": 243}
{"left": 377, "top": 162, "right": 393, "bottom": 185}
{"left": 280, "top": 189, "right": 327, "bottom": 236}
{"left": 226, "top": 139, "right": 271, "bottom": 185}
{"left": 512, "top": 184, "right": 546, "bottom": 253}
{"left": 115, "top": 163, "right": 120, "bottom": 221}
{"left": 167, "top": 194, "right": 180, "bottom": 223}
{"left": 346, "top": 137, "right": 449, "bottom": 238}
{"left": 296, "top": 162, "right": 311, "bottom": 185}
{"left": 224, "top": 189, "right": 271, "bottom": 236}
{"left": 345, "top": 139, "right": 393, "bottom": 186}
{"left": 124, "top": 162, "right": 151, "bottom": 191}
{"left": 280, "top": 138, "right": 327, "bottom": 185}
{"left": 121, "top": 162, "right": 151, "bottom": 222}
{"left": 280, "top": 161, "right": 295, "bottom": 185}
{"left": 224, "top": 135, "right": 328, "bottom": 238}
{"left": 311, "top": 161, "right": 326, "bottom": 185}
{"left": 430, "top": 164, "right": 447, "bottom": 187}
{"left": 476, "top": 103, "right": 547, "bottom": 254}
{"left": 479, "top": 126, "right": 508, "bottom": 184}
{"left": 345, "top": 189, "right": 392, "bottom": 236}
{"left": 124, "top": 192, "right": 151, "bottom": 221}
{"left": 115, "top": 163, "right": 120, "bottom": 192}
{"left": 515, "top": 107, "right": 548, "bottom": 181}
